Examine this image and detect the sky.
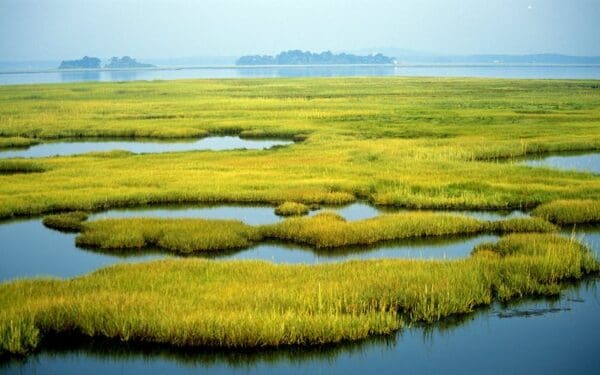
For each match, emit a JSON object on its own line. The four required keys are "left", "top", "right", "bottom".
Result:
{"left": 1, "top": 0, "right": 599, "bottom": 60}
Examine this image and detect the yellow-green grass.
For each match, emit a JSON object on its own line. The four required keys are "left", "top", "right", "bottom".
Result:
{"left": 532, "top": 199, "right": 600, "bottom": 224}
{"left": 0, "top": 136, "right": 39, "bottom": 150}
{"left": 76, "top": 218, "right": 261, "bottom": 254}
{"left": 74, "top": 213, "right": 556, "bottom": 253}
{"left": 42, "top": 211, "right": 89, "bottom": 232}
{"left": 1, "top": 233, "right": 597, "bottom": 355}
{"left": 0, "top": 78, "right": 599, "bottom": 219}
{"left": 274, "top": 202, "right": 310, "bottom": 216}
{"left": 0, "top": 160, "right": 46, "bottom": 175}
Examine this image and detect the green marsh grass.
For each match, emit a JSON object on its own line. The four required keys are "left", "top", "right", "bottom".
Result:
{"left": 42, "top": 211, "right": 89, "bottom": 232}
{"left": 76, "top": 218, "right": 261, "bottom": 253}
{"left": 75, "top": 213, "right": 556, "bottom": 253}
{"left": 532, "top": 199, "right": 600, "bottom": 224}
{"left": 0, "top": 136, "right": 38, "bottom": 150}
{"left": 0, "top": 78, "right": 599, "bottom": 218}
{"left": 0, "top": 233, "right": 597, "bottom": 354}
{"left": 0, "top": 160, "right": 46, "bottom": 175}
{"left": 274, "top": 202, "right": 310, "bottom": 216}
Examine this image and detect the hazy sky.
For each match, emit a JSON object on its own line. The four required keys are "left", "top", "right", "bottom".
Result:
{"left": 1, "top": 0, "right": 599, "bottom": 60}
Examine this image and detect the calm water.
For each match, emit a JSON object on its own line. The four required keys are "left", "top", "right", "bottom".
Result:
{"left": 522, "top": 153, "right": 600, "bottom": 174}
{"left": 1, "top": 65, "right": 600, "bottom": 85}
{"left": 1, "top": 208, "right": 599, "bottom": 373}
{"left": 0, "top": 202, "right": 531, "bottom": 281}
{"left": 0, "top": 137, "right": 293, "bottom": 159}
{"left": 2, "top": 278, "right": 598, "bottom": 374}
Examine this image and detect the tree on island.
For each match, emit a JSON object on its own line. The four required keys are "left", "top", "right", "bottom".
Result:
{"left": 105, "top": 56, "right": 155, "bottom": 69}
{"left": 58, "top": 56, "right": 101, "bottom": 69}
{"left": 236, "top": 50, "right": 396, "bottom": 65}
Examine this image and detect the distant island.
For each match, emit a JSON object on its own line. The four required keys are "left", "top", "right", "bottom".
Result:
{"left": 58, "top": 56, "right": 101, "bottom": 69}
{"left": 236, "top": 50, "right": 396, "bottom": 65}
{"left": 58, "top": 56, "right": 155, "bottom": 69}
{"left": 105, "top": 56, "right": 155, "bottom": 69}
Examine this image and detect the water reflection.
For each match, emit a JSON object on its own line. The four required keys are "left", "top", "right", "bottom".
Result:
{"left": 2, "top": 65, "right": 600, "bottom": 85}
{"left": 521, "top": 152, "right": 600, "bottom": 174}
{"left": 3, "top": 278, "right": 598, "bottom": 374}
{"left": 0, "top": 136, "right": 293, "bottom": 159}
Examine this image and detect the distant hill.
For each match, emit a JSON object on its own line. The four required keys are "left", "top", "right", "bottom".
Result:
{"left": 58, "top": 56, "right": 101, "bottom": 69}
{"left": 236, "top": 50, "right": 395, "bottom": 65}
{"left": 105, "top": 56, "right": 155, "bottom": 69}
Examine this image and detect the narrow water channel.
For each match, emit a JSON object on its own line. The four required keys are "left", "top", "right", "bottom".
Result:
{"left": 0, "top": 136, "right": 293, "bottom": 158}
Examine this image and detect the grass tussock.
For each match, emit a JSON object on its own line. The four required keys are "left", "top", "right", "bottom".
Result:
{"left": 1, "top": 233, "right": 597, "bottom": 355}
{"left": 42, "top": 211, "right": 89, "bottom": 232}
{"left": 76, "top": 218, "right": 261, "bottom": 254}
{"left": 275, "top": 202, "right": 310, "bottom": 216}
{"left": 0, "top": 160, "right": 46, "bottom": 175}
{"left": 532, "top": 200, "right": 600, "bottom": 224}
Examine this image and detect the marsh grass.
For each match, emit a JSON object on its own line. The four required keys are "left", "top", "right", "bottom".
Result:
{"left": 0, "top": 78, "right": 599, "bottom": 218}
{"left": 274, "top": 202, "right": 310, "bottom": 216}
{"left": 0, "top": 233, "right": 597, "bottom": 354}
{"left": 532, "top": 200, "right": 600, "bottom": 224}
{"left": 0, "top": 136, "right": 38, "bottom": 150}
{"left": 75, "top": 213, "right": 557, "bottom": 253}
{"left": 0, "top": 160, "right": 46, "bottom": 175}
{"left": 42, "top": 211, "right": 89, "bottom": 232}
{"left": 76, "top": 218, "right": 261, "bottom": 253}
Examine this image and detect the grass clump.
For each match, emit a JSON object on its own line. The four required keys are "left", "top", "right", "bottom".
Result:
{"left": 263, "top": 212, "right": 484, "bottom": 248}
{"left": 532, "top": 200, "right": 600, "bottom": 224}
{"left": 42, "top": 211, "right": 89, "bottom": 232}
{"left": 0, "top": 233, "right": 597, "bottom": 355}
{"left": 76, "top": 218, "right": 261, "bottom": 254}
{"left": 0, "top": 160, "right": 46, "bottom": 175}
{"left": 275, "top": 202, "right": 310, "bottom": 216}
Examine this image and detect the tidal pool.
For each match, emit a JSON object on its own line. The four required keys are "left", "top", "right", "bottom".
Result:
{"left": 0, "top": 136, "right": 293, "bottom": 158}
{"left": 521, "top": 152, "right": 600, "bottom": 174}
{"left": 2, "top": 277, "right": 598, "bottom": 374}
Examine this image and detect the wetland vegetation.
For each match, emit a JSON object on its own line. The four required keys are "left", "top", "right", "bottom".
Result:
{"left": 0, "top": 77, "right": 599, "bottom": 357}
{"left": 1, "top": 233, "right": 598, "bottom": 354}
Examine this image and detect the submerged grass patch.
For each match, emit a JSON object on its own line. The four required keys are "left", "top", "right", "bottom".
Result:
{"left": 0, "top": 233, "right": 597, "bottom": 354}
{"left": 274, "top": 202, "right": 310, "bottom": 216}
{"left": 75, "top": 213, "right": 556, "bottom": 253}
{"left": 532, "top": 199, "right": 600, "bottom": 224}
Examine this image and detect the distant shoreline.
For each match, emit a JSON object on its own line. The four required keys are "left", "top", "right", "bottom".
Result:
{"left": 3, "top": 63, "right": 600, "bottom": 75}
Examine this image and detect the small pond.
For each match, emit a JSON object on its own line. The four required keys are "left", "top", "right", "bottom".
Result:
{"left": 0, "top": 136, "right": 293, "bottom": 158}
{"left": 521, "top": 152, "right": 600, "bottom": 174}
